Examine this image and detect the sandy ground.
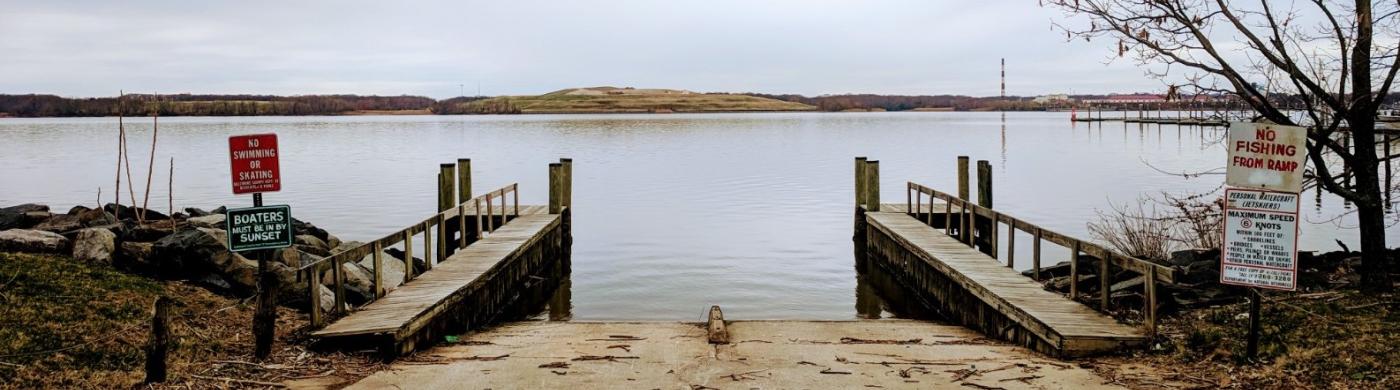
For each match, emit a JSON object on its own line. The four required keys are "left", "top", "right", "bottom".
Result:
{"left": 326, "top": 320, "right": 1141, "bottom": 389}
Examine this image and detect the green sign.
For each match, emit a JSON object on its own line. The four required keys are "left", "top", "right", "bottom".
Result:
{"left": 226, "top": 205, "right": 293, "bottom": 251}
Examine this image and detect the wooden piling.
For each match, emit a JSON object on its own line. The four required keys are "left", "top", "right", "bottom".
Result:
{"left": 423, "top": 222, "right": 433, "bottom": 270}
{"left": 560, "top": 158, "right": 573, "bottom": 209}
{"left": 976, "top": 160, "right": 993, "bottom": 257}
{"left": 957, "top": 156, "right": 969, "bottom": 201}
{"left": 1007, "top": 220, "right": 1016, "bottom": 268}
{"left": 144, "top": 297, "right": 170, "bottom": 383}
{"left": 1100, "top": 253, "right": 1111, "bottom": 310}
{"left": 333, "top": 257, "right": 346, "bottom": 313}
{"left": 458, "top": 205, "right": 467, "bottom": 249}
{"left": 855, "top": 157, "right": 868, "bottom": 207}
{"left": 372, "top": 242, "right": 384, "bottom": 297}
{"left": 865, "top": 161, "right": 880, "bottom": 211}
{"left": 309, "top": 267, "right": 322, "bottom": 326}
{"left": 439, "top": 164, "right": 455, "bottom": 212}
{"left": 549, "top": 163, "right": 563, "bottom": 214}
{"left": 1069, "top": 240, "right": 1081, "bottom": 299}
{"left": 457, "top": 159, "right": 472, "bottom": 202}
{"left": 1032, "top": 228, "right": 1042, "bottom": 280}
{"left": 436, "top": 215, "right": 447, "bottom": 264}
{"left": 1145, "top": 266, "right": 1158, "bottom": 336}
{"left": 403, "top": 231, "right": 414, "bottom": 283}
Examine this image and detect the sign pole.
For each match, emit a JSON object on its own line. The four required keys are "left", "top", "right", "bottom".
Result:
{"left": 1246, "top": 288, "right": 1262, "bottom": 360}
{"left": 252, "top": 192, "right": 276, "bottom": 360}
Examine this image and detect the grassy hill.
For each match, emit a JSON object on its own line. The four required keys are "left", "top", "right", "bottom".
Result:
{"left": 436, "top": 87, "right": 816, "bottom": 114}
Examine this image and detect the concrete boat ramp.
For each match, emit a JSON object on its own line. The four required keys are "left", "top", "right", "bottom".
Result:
{"left": 337, "top": 320, "right": 1127, "bottom": 389}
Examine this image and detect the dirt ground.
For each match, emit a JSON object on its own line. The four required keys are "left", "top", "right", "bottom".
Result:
{"left": 334, "top": 320, "right": 1182, "bottom": 390}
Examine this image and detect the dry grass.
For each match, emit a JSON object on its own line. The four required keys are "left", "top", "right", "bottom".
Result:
{"left": 0, "top": 252, "right": 385, "bottom": 389}
{"left": 1089, "top": 191, "right": 1225, "bottom": 260}
{"left": 1093, "top": 288, "right": 1399, "bottom": 389}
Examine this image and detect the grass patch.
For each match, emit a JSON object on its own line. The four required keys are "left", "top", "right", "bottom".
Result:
{"left": 1120, "top": 289, "right": 1399, "bottom": 388}
{"left": 0, "top": 252, "right": 382, "bottom": 388}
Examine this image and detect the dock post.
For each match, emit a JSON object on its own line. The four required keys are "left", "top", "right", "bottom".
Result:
{"left": 423, "top": 222, "right": 433, "bottom": 270}
{"left": 439, "top": 164, "right": 455, "bottom": 212}
{"left": 1007, "top": 220, "right": 1016, "bottom": 268}
{"left": 333, "top": 257, "right": 346, "bottom": 313}
{"left": 308, "top": 268, "right": 322, "bottom": 325}
{"left": 1032, "top": 228, "right": 1042, "bottom": 280}
{"left": 957, "top": 156, "right": 969, "bottom": 201}
{"left": 865, "top": 160, "right": 880, "bottom": 211}
{"left": 855, "top": 157, "right": 868, "bottom": 208}
{"left": 549, "top": 163, "right": 563, "bottom": 214}
{"left": 1146, "top": 266, "right": 1158, "bottom": 336}
{"left": 1069, "top": 240, "right": 1081, "bottom": 300}
{"left": 976, "top": 160, "right": 994, "bottom": 257}
{"left": 403, "top": 231, "right": 414, "bottom": 283}
{"left": 458, "top": 159, "right": 472, "bottom": 202}
{"left": 372, "top": 242, "right": 384, "bottom": 297}
{"left": 1100, "top": 253, "right": 1111, "bottom": 310}
{"left": 560, "top": 158, "right": 573, "bottom": 210}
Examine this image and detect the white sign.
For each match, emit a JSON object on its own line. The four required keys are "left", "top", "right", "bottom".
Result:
{"left": 1226, "top": 122, "right": 1307, "bottom": 193}
{"left": 1220, "top": 189, "right": 1299, "bottom": 290}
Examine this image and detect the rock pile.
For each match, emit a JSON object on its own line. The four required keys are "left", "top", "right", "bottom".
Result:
{"left": 0, "top": 203, "right": 422, "bottom": 314}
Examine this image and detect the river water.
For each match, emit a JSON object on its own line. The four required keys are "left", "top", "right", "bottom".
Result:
{"left": 0, "top": 112, "right": 1390, "bottom": 320}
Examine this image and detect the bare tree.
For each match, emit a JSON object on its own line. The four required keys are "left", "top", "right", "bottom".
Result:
{"left": 1044, "top": 0, "right": 1400, "bottom": 291}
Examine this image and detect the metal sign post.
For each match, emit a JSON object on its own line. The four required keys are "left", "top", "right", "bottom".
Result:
{"left": 228, "top": 133, "right": 289, "bottom": 360}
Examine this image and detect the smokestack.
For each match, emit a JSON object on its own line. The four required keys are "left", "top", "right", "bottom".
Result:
{"left": 1000, "top": 58, "right": 1006, "bottom": 99}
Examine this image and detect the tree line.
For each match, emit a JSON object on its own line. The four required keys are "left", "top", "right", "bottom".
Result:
{"left": 743, "top": 92, "right": 1400, "bottom": 112}
{"left": 0, "top": 94, "right": 436, "bottom": 117}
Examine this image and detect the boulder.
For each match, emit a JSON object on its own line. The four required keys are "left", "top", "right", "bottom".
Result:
{"left": 0, "top": 204, "right": 50, "bottom": 230}
{"left": 0, "top": 229, "right": 69, "bottom": 253}
{"left": 1169, "top": 249, "right": 1218, "bottom": 267}
{"left": 102, "top": 203, "right": 168, "bottom": 221}
{"left": 292, "top": 219, "right": 331, "bottom": 243}
{"left": 77, "top": 208, "right": 117, "bottom": 227}
{"left": 125, "top": 223, "right": 176, "bottom": 242}
{"left": 72, "top": 228, "right": 117, "bottom": 264}
{"left": 331, "top": 240, "right": 365, "bottom": 255}
{"left": 359, "top": 254, "right": 406, "bottom": 291}
{"left": 224, "top": 256, "right": 260, "bottom": 292}
{"left": 33, "top": 214, "right": 82, "bottom": 234}
{"left": 148, "top": 227, "right": 229, "bottom": 278}
{"left": 186, "top": 214, "right": 226, "bottom": 229}
{"left": 67, "top": 205, "right": 91, "bottom": 215}
{"left": 384, "top": 247, "right": 428, "bottom": 275}
{"left": 296, "top": 234, "right": 330, "bottom": 252}
{"left": 325, "top": 234, "right": 343, "bottom": 251}
{"left": 316, "top": 285, "right": 335, "bottom": 313}
{"left": 119, "top": 241, "right": 155, "bottom": 269}
{"left": 184, "top": 207, "right": 211, "bottom": 217}
{"left": 321, "top": 261, "right": 376, "bottom": 304}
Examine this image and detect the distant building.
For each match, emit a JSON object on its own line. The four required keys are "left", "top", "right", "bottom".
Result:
{"left": 1081, "top": 94, "right": 1166, "bottom": 104}
{"left": 1032, "top": 94, "right": 1070, "bottom": 104}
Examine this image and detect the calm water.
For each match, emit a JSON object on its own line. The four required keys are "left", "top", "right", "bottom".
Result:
{"left": 0, "top": 112, "right": 1389, "bottom": 320}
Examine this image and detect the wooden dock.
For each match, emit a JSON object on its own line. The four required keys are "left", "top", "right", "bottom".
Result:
{"left": 312, "top": 211, "right": 565, "bottom": 355}
{"left": 864, "top": 210, "right": 1145, "bottom": 356}
{"left": 303, "top": 159, "right": 574, "bottom": 357}
{"left": 853, "top": 157, "right": 1173, "bottom": 357}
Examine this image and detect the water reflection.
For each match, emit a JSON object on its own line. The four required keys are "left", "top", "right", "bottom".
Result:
{"left": 853, "top": 239, "right": 942, "bottom": 321}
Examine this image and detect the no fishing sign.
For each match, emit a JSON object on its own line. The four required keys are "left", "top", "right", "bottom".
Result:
{"left": 1222, "top": 122, "right": 1306, "bottom": 291}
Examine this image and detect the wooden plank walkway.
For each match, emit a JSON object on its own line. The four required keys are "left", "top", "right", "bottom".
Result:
{"left": 313, "top": 212, "right": 562, "bottom": 345}
{"left": 865, "top": 211, "right": 1145, "bottom": 356}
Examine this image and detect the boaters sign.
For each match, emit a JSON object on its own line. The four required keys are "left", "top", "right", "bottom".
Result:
{"left": 1226, "top": 122, "right": 1307, "bottom": 193}
{"left": 226, "top": 205, "right": 294, "bottom": 251}
{"left": 229, "top": 133, "right": 281, "bottom": 194}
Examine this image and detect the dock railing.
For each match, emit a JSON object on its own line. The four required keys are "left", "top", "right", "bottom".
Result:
{"left": 297, "top": 183, "right": 521, "bottom": 327}
{"left": 906, "top": 182, "right": 1177, "bottom": 336}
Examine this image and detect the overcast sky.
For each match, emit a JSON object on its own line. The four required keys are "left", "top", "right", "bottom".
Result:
{"left": 0, "top": 0, "right": 1167, "bottom": 98}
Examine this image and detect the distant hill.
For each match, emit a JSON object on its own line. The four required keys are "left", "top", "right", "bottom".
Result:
{"left": 431, "top": 86, "right": 816, "bottom": 114}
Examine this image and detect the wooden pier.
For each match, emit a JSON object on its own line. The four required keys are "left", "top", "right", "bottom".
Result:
{"left": 302, "top": 159, "right": 573, "bottom": 357}
{"left": 853, "top": 157, "right": 1175, "bottom": 357}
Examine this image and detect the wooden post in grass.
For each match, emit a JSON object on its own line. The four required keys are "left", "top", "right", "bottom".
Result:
{"left": 144, "top": 297, "right": 170, "bottom": 383}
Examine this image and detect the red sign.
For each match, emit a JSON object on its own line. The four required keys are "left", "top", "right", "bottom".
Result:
{"left": 228, "top": 134, "right": 281, "bottom": 194}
